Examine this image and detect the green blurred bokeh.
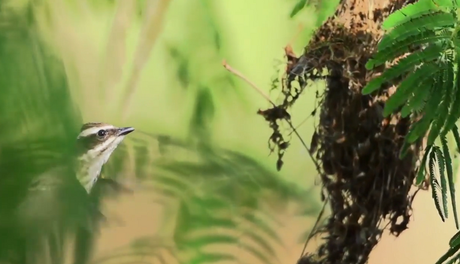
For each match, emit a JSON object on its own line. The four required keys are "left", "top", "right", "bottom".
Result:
{"left": 0, "top": 0, "right": 340, "bottom": 263}
{"left": 26, "top": 0, "right": 335, "bottom": 180}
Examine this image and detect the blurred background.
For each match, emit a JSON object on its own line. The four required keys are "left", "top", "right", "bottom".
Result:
{"left": 0, "top": 0, "right": 457, "bottom": 263}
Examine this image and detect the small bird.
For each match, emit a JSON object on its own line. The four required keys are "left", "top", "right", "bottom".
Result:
{"left": 73, "top": 122, "right": 135, "bottom": 264}
{"left": 75, "top": 122, "right": 135, "bottom": 193}
{"left": 0, "top": 122, "right": 135, "bottom": 264}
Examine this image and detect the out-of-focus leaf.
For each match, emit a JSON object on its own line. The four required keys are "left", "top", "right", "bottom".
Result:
{"left": 189, "top": 253, "right": 237, "bottom": 264}
{"left": 0, "top": 5, "right": 87, "bottom": 264}
{"left": 290, "top": 0, "right": 308, "bottom": 18}
{"left": 189, "top": 87, "right": 215, "bottom": 140}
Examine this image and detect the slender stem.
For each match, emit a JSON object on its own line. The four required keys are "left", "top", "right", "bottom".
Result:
{"left": 300, "top": 195, "right": 329, "bottom": 258}
{"left": 222, "top": 60, "right": 276, "bottom": 107}
{"left": 222, "top": 60, "right": 322, "bottom": 172}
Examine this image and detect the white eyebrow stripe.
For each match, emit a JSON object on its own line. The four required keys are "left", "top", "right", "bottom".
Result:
{"left": 78, "top": 125, "right": 115, "bottom": 138}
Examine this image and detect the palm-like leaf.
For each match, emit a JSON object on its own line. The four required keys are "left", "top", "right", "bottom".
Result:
{"left": 96, "top": 131, "right": 319, "bottom": 264}
{"left": 362, "top": 0, "right": 460, "bottom": 262}
{"left": 0, "top": 2, "right": 88, "bottom": 264}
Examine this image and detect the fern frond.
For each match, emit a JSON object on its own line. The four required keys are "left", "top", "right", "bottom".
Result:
{"left": 363, "top": 43, "right": 445, "bottom": 94}
{"left": 241, "top": 242, "right": 278, "bottom": 264}
{"left": 401, "top": 76, "right": 434, "bottom": 117}
{"left": 428, "top": 62, "right": 455, "bottom": 145}
{"left": 182, "top": 235, "right": 238, "bottom": 249}
{"left": 405, "top": 71, "right": 446, "bottom": 144}
{"left": 383, "top": 63, "right": 440, "bottom": 116}
{"left": 441, "top": 56, "right": 460, "bottom": 136}
{"left": 378, "top": 12, "right": 455, "bottom": 52}
{"left": 416, "top": 145, "right": 433, "bottom": 184}
{"left": 451, "top": 230, "right": 460, "bottom": 248}
{"left": 441, "top": 135, "right": 459, "bottom": 229}
{"left": 435, "top": 146, "right": 449, "bottom": 218}
{"left": 382, "top": 0, "right": 453, "bottom": 30}
{"left": 94, "top": 238, "right": 178, "bottom": 264}
{"left": 430, "top": 147, "right": 446, "bottom": 222}
{"left": 189, "top": 253, "right": 237, "bottom": 264}
{"left": 453, "top": 125, "right": 460, "bottom": 155}
{"left": 370, "top": 30, "right": 452, "bottom": 69}
{"left": 445, "top": 250, "right": 460, "bottom": 264}
{"left": 243, "top": 231, "right": 279, "bottom": 259}
{"left": 242, "top": 212, "right": 284, "bottom": 245}
{"left": 406, "top": 117, "right": 433, "bottom": 144}
{"left": 436, "top": 242, "right": 460, "bottom": 264}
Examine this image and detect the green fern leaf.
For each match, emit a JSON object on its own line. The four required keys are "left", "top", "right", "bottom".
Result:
{"left": 289, "top": 0, "right": 307, "bottom": 18}
{"left": 369, "top": 30, "right": 451, "bottom": 69}
{"left": 241, "top": 243, "right": 277, "bottom": 264}
{"left": 401, "top": 77, "right": 434, "bottom": 117}
{"left": 382, "top": 0, "right": 452, "bottom": 30}
{"left": 183, "top": 235, "right": 238, "bottom": 248}
{"left": 452, "top": 125, "right": 460, "bottom": 156}
{"left": 378, "top": 12, "right": 455, "bottom": 52}
{"left": 244, "top": 231, "right": 278, "bottom": 258}
{"left": 406, "top": 117, "right": 433, "bottom": 144}
{"left": 451, "top": 230, "right": 460, "bottom": 248}
{"left": 436, "top": 242, "right": 460, "bottom": 264}
{"left": 399, "top": 140, "right": 412, "bottom": 159}
{"left": 189, "top": 253, "right": 237, "bottom": 264}
{"left": 430, "top": 147, "right": 446, "bottom": 222}
{"left": 441, "top": 56, "right": 460, "bottom": 136}
{"left": 416, "top": 145, "right": 432, "bottom": 184}
{"left": 441, "top": 135, "right": 459, "bottom": 229}
{"left": 406, "top": 72, "right": 445, "bottom": 143}
{"left": 242, "top": 212, "right": 283, "bottom": 245}
{"left": 383, "top": 63, "right": 440, "bottom": 116}
{"left": 435, "top": 146, "right": 449, "bottom": 218}
{"left": 428, "top": 63, "right": 454, "bottom": 145}
{"left": 363, "top": 43, "right": 445, "bottom": 94}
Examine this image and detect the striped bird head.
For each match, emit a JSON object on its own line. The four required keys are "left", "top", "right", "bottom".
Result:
{"left": 76, "top": 122, "right": 134, "bottom": 192}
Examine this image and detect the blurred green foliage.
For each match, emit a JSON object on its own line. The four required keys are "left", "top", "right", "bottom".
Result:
{"left": 0, "top": 0, "right": 339, "bottom": 263}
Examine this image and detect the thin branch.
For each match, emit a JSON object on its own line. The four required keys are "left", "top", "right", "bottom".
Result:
{"left": 222, "top": 60, "right": 276, "bottom": 106}
{"left": 222, "top": 60, "right": 322, "bottom": 172}
{"left": 287, "top": 107, "right": 318, "bottom": 136}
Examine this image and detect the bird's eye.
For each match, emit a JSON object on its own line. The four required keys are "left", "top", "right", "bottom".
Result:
{"left": 97, "top": 130, "right": 107, "bottom": 137}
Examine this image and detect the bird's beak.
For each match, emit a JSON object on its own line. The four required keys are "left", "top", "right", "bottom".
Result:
{"left": 117, "top": 127, "right": 135, "bottom": 136}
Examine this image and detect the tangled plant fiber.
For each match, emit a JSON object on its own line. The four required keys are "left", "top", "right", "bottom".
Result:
{"left": 258, "top": 0, "right": 427, "bottom": 263}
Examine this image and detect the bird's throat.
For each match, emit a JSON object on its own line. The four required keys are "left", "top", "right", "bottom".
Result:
{"left": 76, "top": 156, "right": 106, "bottom": 193}
{"left": 74, "top": 134, "right": 126, "bottom": 193}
